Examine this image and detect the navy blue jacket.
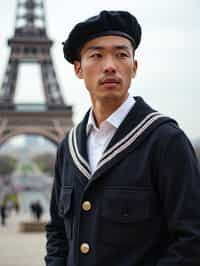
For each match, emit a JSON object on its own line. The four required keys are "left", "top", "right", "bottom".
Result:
{"left": 45, "top": 97, "right": 200, "bottom": 266}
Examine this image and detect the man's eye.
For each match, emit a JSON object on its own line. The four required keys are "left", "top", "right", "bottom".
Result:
{"left": 90, "top": 53, "right": 102, "bottom": 58}
{"left": 117, "top": 53, "right": 129, "bottom": 58}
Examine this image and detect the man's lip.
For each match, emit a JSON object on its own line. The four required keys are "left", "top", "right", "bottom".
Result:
{"left": 101, "top": 79, "right": 120, "bottom": 84}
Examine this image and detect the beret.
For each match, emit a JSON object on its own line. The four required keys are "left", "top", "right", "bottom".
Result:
{"left": 63, "top": 10, "right": 142, "bottom": 63}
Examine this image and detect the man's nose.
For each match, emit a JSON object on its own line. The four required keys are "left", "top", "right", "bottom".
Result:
{"left": 103, "top": 56, "right": 116, "bottom": 73}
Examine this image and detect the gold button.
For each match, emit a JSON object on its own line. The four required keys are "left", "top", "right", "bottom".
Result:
{"left": 80, "top": 242, "right": 90, "bottom": 254}
{"left": 82, "top": 201, "right": 92, "bottom": 211}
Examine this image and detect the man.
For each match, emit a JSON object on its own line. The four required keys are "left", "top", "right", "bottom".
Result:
{"left": 45, "top": 10, "right": 200, "bottom": 266}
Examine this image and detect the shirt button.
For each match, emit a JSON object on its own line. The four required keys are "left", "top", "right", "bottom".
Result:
{"left": 82, "top": 201, "right": 92, "bottom": 211}
{"left": 80, "top": 242, "right": 90, "bottom": 254}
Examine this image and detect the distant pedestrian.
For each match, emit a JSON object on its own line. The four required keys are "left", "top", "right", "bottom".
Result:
{"left": 34, "top": 201, "right": 43, "bottom": 221}
{"left": 30, "top": 201, "right": 43, "bottom": 221}
{"left": 14, "top": 202, "right": 20, "bottom": 214}
{"left": 0, "top": 204, "right": 6, "bottom": 226}
{"left": 30, "top": 202, "right": 36, "bottom": 219}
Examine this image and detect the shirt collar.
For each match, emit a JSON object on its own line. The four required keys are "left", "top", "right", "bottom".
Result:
{"left": 86, "top": 94, "right": 135, "bottom": 135}
{"left": 87, "top": 109, "right": 98, "bottom": 134}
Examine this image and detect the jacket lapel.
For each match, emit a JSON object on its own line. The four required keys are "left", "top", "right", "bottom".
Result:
{"left": 75, "top": 111, "right": 90, "bottom": 164}
{"left": 68, "top": 110, "right": 92, "bottom": 182}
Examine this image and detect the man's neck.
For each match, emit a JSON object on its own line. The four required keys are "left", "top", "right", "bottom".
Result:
{"left": 91, "top": 96, "right": 128, "bottom": 127}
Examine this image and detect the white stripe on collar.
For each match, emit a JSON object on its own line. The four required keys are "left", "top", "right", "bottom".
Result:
{"left": 68, "top": 128, "right": 91, "bottom": 179}
{"left": 97, "top": 113, "right": 164, "bottom": 170}
{"left": 68, "top": 112, "right": 165, "bottom": 179}
{"left": 101, "top": 111, "right": 158, "bottom": 160}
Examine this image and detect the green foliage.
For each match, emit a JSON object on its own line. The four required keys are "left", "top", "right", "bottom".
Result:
{"left": 20, "top": 162, "right": 34, "bottom": 175}
{"left": 3, "top": 192, "right": 19, "bottom": 206}
{"left": 32, "top": 152, "right": 56, "bottom": 176}
{"left": 0, "top": 155, "right": 18, "bottom": 176}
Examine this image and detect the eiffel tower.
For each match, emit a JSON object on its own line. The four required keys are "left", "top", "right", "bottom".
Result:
{"left": 0, "top": 0, "right": 73, "bottom": 145}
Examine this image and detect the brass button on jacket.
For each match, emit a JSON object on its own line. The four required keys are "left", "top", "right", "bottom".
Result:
{"left": 82, "top": 201, "right": 92, "bottom": 211}
{"left": 80, "top": 243, "right": 90, "bottom": 254}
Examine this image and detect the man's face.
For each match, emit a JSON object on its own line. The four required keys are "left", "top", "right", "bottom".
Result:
{"left": 74, "top": 35, "right": 137, "bottom": 105}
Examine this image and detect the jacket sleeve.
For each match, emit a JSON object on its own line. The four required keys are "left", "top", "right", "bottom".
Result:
{"left": 156, "top": 129, "right": 200, "bottom": 266}
{"left": 45, "top": 145, "right": 68, "bottom": 266}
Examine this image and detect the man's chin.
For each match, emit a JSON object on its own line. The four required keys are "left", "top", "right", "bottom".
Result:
{"left": 98, "top": 93, "right": 121, "bottom": 101}
{"left": 96, "top": 93, "right": 127, "bottom": 105}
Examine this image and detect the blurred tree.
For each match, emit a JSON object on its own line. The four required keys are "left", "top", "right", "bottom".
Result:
{"left": 32, "top": 153, "right": 55, "bottom": 176}
{"left": 0, "top": 155, "right": 18, "bottom": 176}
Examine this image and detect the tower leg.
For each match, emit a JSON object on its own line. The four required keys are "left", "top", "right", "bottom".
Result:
{"left": 0, "top": 57, "right": 18, "bottom": 108}
{"left": 41, "top": 59, "right": 65, "bottom": 108}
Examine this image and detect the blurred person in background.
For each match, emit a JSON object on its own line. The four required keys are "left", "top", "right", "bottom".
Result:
{"left": 0, "top": 204, "right": 6, "bottom": 226}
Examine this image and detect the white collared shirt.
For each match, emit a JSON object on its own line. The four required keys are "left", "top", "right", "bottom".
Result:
{"left": 86, "top": 94, "right": 135, "bottom": 174}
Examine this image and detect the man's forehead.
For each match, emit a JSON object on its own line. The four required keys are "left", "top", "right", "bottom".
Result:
{"left": 82, "top": 35, "right": 133, "bottom": 53}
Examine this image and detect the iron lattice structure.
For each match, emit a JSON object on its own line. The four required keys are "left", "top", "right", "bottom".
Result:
{"left": 0, "top": 0, "right": 73, "bottom": 144}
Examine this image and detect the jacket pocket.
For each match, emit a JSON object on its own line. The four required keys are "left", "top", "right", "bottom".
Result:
{"left": 100, "top": 188, "right": 155, "bottom": 246}
{"left": 58, "top": 186, "right": 73, "bottom": 240}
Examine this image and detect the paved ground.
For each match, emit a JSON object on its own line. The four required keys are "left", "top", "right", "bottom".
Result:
{"left": 0, "top": 212, "right": 48, "bottom": 266}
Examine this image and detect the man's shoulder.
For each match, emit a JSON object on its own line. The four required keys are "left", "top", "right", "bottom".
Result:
{"left": 56, "top": 131, "right": 71, "bottom": 156}
{"left": 56, "top": 120, "right": 84, "bottom": 153}
{"left": 155, "top": 119, "right": 181, "bottom": 138}
{"left": 152, "top": 118, "right": 193, "bottom": 154}
{"left": 133, "top": 97, "right": 185, "bottom": 141}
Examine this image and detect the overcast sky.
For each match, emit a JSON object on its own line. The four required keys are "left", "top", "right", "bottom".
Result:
{"left": 0, "top": 0, "right": 200, "bottom": 140}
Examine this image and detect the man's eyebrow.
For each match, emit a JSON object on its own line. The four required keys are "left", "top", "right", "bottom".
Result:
{"left": 114, "top": 45, "right": 130, "bottom": 51}
{"left": 86, "top": 46, "right": 104, "bottom": 51}
{"left": 86, "top": 45, "right": 131, "bottom": 52}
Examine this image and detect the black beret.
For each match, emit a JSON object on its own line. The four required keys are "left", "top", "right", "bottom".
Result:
{"left": 63, "top": 10, "right": 142, "bottom": 63}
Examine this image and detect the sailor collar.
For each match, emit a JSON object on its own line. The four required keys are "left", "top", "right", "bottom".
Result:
{"left": 68, "top": 97, "right": 175, "bottom": 180}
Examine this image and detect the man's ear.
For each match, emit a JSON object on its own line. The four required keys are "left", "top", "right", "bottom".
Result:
{"left": 74, "top": 61, "right": 83, "bottom": 79}
{"left": 132, "top": 60, "right": 138, "bottom": 78}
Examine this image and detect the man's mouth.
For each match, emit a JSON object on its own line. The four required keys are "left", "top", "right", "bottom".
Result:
{"left": 100, "top": 78, "right": 121, "bottom": 85}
